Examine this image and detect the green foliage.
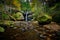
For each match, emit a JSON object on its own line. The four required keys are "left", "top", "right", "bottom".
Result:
{"left": 20, "top": 0, "right": 31, "bottom": 11}
{"left": 0, "top": 26, "right": 5, "bottom": 32}
{"left": 0, "top": 0, "right": 60, "bottom": 23}
{"left": 32, "top": 1, "right": 52, "bottom": 23}
{"left": 2, "top": 12, "right": 10, "bottom": 20}
{"left": 32, "top": 1, "right": 60, "bottom": 23}
{"left": 50, "top": 2, "right": 60, "bottom": 23}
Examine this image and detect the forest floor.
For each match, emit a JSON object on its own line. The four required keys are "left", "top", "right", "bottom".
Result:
{"left": 0, "top": 21, "right": 60, "bottom": 40}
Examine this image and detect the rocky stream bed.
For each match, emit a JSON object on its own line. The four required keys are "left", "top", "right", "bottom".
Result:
{"left": 0, "top": 21, "right": 60, "bottom": 40}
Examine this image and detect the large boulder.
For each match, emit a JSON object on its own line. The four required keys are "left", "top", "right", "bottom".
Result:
{"left": 37, "top": 14, "right": 52, "bottom": 25}
{"left": 12, "top": 12, "right": 24, "bottom": 21}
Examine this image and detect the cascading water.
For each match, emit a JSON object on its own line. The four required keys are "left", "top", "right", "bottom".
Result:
{"left": 25, "top": 11, "right": 28, "bottom": 22}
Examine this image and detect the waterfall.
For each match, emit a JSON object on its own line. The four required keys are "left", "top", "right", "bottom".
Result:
{"left": 25, "top": 11, "right": 28, "bottom": 22}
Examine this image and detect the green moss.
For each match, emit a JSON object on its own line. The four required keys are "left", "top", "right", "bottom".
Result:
{"left": 37, "top": 14, "right": 52, "bottom": 23}
{"left": 12, "top": 12, "right": 24, "bottom": 20}
{"left": 0, "top": 26, "right": 5, "bottom": 32}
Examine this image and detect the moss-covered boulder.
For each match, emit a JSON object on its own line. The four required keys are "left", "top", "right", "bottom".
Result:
{"left": 12, "top": 12, "right": 24, "bottom": 21}
{"left": 37, "top": 14, "right": 52, "bottom": 25}
{"left": 0, "top": 26, "right": 5, "bottom": 32}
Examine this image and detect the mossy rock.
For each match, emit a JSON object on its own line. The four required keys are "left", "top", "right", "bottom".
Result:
{"left": 37, "top": 14, "right": 52, "bottom": 25}
{"left": 12, "top": 12, "right": 24, "bottom": 20}
{"left": 0, "top": 26, "right": 5, "bottom": 32}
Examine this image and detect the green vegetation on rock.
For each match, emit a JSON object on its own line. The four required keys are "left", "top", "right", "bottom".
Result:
{"left": 12, "top": 12, "right": 24, "bottom": 20}
{"left": 0, "top": 26, "right": 5, "bottom": 32}
{"left": 37, "top": 14, "right": 52, "bottom": 23}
